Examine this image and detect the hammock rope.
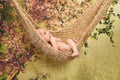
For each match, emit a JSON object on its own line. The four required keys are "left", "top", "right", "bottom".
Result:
{"left": 11, "top": 0, "right": 112, "bottom": 61}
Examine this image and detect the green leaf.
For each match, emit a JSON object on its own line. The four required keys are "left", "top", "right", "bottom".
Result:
{"left": 0, "top": 74, "right": 7, "bottom": 80}
{"left": 84, "top": 42, "right": 89, "bottom": 48}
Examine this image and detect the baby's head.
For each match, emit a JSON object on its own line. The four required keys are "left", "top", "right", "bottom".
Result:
{"left": 37, "top": 28, "right": 51, "bottom": 42}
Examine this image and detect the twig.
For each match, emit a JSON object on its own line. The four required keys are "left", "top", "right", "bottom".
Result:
{"left": 7, "top": 69, "right": 19, "bottom": 80}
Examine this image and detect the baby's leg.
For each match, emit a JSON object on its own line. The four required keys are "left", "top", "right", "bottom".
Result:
{"left": 66, "top": 39, "right": 79, "bottom": 58}
{"left": 57, "top": 42, "right": 71, "bottom": 52}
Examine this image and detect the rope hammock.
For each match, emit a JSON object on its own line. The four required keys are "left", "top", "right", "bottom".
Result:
{"left": 11, "top": 0, "right": 112, "bottom": 61}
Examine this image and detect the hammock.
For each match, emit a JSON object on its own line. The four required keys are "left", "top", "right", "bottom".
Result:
{"left": 11, "top": 0, "right": 112, "bottom": 61}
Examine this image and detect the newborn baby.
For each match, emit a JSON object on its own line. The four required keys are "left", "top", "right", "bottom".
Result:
{"left": 37, "top": 28, "right": 79, "bottom": 58}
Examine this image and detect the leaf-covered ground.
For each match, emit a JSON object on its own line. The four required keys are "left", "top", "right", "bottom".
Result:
{"left": 21, "top": 0, "right": 90, "bottom": 30}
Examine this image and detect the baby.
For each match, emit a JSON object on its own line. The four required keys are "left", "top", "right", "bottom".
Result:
{"left": 37, "top": 28, "right": 79, "bottom": 58}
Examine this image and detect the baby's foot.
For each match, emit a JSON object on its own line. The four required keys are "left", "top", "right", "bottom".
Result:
{"left": 70, "top": 52, "right": 79, "bottom": 58}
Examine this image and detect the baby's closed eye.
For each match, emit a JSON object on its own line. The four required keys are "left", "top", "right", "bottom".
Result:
{"left": 44, "top": 32, "right": 47, "bottom": 34}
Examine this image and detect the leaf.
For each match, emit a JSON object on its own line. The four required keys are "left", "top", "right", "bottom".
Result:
{"left": 110, "top": 37, "right": 114, "bottom": 43}
{"left": 84, "top": 42, "right": 89, "bottom": 48}
{"left": 0, "top": 74, "right": 7, "bottom": 80}
{"left": 117, "top": 14, "right": 120, "bottom": 19}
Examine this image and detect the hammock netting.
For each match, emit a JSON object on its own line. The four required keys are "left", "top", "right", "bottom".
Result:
{"left": 11, "top": 0, "right": 112, "bottom": 61}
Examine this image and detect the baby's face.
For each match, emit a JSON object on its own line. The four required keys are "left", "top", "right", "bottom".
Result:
{"left": 38, "top": 29, "right": 51, "bottom": 42}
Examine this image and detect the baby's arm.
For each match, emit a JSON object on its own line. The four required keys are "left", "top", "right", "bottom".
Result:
{"left": 50, "top": 37, "right": 58, "bottom": 50}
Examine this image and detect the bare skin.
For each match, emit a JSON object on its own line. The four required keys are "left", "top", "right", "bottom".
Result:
{"left": 37, "top": 28, "right": 79, "bottom": 58}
